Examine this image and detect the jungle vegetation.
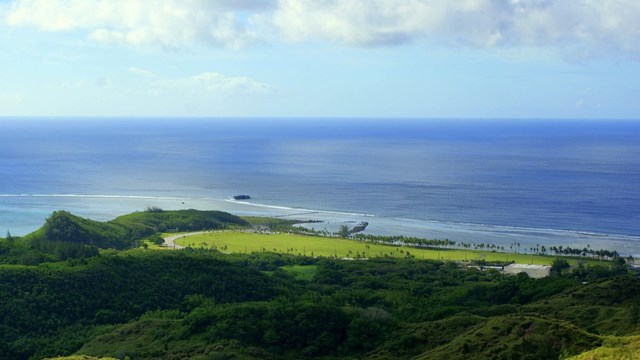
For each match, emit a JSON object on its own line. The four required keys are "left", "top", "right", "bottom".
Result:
{"left": 0, "top": 210, "right": 638, "bottom": 360}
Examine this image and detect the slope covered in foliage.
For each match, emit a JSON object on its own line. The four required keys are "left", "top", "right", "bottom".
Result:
{"left": 567, "top": 335, "right": 640, "bottom": 359}
{"left": 0, "top": 247, "right": 636, "bottom": 359}
{"left": 0, "top": 250, "right": 280, "bottom": 359}
{"left": 111, "top": 208, "right": 248, "bottom": 236}
{"left": 1, "top": 211, "right": 639, "bottom": 359}
{"left": 2, "top": 209, "right": 248, "bottom": 263}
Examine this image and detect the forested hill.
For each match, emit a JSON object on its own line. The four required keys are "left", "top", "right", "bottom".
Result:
{"left": 0, "top": 251, "right": 281, "bottom": 359}
{"left": 0, "top": 209, "right": 247, "bottom": 264}
{"left": 110, "top": 208, "right": 248, "bottom": 236}
{"left": 0, "top": 250, "right": 639, "bottom": 360}
{"left": 1, "top": 210, "right": 640, "bottom": 359}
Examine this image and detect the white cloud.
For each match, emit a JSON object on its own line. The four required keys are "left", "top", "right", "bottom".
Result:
{"left": 185, "top": 72, "right": 273, "bottom": 94}
{"left": 3, "top": 0, "right": 640, "bottom": 60}
{"left": 4, "top": 0, "right": 273, "bottom": 49}
{"left": 128, "top": 66, "right": 156, "bottom": 78}
{"left": 140, "top": 71, "right": 273, "bottom": 95}
{"left": 273, "top": 0, "right": 640, "bottom": 59}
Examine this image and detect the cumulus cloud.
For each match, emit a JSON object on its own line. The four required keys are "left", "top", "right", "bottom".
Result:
{"left": 273, "top": 0, "right": 640, "bottom": 58}
{"left": 4, "top": 0, "right": 274, "bottom": 49}
{"left": 3, "top": 0, "right": 640, "bottom": 59}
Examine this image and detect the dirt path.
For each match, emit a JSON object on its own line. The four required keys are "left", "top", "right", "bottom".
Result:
{"left": 163, "top": 232, "right": 208, "bottom": 249}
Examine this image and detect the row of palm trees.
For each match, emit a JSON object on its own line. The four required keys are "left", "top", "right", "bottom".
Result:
{"left": 546, "top": 245, "right": 620, "bottom": 261}
{"left": 288, "top": 225, "right": 623, "bottom": 261}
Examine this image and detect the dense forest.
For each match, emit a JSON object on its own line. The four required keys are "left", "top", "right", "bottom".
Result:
{"left": 1, "top": 210, "right": 639, "bottom": 359}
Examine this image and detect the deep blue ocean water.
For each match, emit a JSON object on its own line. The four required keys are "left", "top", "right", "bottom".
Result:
{"left": 1, "top": 118, "right": 639, "bottom": 254}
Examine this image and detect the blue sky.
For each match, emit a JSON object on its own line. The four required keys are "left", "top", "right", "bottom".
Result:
{"left": 1, "top": 0, "right": 639, "bottom": 119}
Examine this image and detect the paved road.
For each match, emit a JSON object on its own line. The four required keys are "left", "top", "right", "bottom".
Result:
{"left": 163, "top": 232, "right": 208, "bottom": 250}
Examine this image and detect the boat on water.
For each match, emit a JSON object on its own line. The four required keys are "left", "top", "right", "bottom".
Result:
{"left": 233, "top": 195, "right": 251, "bottom": 200}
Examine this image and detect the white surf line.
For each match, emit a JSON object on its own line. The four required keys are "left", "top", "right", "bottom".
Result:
{"left": 163, "top": 232, "right": 208, "bottom": 250}
{"left": 0, "top": 193, "right": 187, "bottom": 201}
{"left": 222, "top": 198, "right": 376, "bottom": 218}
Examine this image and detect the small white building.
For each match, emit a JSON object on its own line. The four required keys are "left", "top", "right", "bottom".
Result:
{"left": 503, "top": 264, "right": 551, "bottom": 278}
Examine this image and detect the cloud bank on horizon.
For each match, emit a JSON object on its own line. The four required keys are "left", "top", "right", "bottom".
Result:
{"left": 3, "top": 0, "right": 640, "bottom": 60}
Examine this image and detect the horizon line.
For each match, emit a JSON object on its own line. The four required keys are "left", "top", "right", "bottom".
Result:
{"left": 1, "top": 116, "right": 639, "bottom": 122}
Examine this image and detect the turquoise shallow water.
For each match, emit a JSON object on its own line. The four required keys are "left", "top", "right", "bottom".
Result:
{"left": 1, "top": 118, "right": 639, "bottom": 254}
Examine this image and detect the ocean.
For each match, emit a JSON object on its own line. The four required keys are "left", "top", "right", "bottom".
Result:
{"left": 1, "top": 118, "right": 639, "bottom": 255}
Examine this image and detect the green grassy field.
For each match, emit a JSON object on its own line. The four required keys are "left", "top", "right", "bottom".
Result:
{"left": 281, "top": 265, "right": 318, "bottom": 281}
{"left": 173, "top": 231, "right": 594, "bottom": 265}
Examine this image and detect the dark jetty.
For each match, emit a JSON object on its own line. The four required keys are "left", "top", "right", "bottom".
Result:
{"left": 349, "top": 221, "right": 369, "bottom": 234}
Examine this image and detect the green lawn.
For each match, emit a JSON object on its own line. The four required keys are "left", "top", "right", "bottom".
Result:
{"left": 142, "top": 239, "right": 169, "bottom": 250}
{"left": 281, "top": 265, "right": 318, "bottom": 281}
{"left": 172, "top": 231, "right": 591, "bottom": 265}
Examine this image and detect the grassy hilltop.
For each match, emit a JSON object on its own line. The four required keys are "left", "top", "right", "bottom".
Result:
{"left": 0, "top": 209, "right": 638, "bottom": 359}
{"left": 1, "top": 209, "right": 247, "bottom": 264}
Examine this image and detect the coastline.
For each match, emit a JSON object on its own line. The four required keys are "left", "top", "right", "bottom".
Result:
{"left": 2, "top": 194, "right": 640, "bottom": 257}
{"left": 2, "top": 119, "right": 638, "bottom": 258}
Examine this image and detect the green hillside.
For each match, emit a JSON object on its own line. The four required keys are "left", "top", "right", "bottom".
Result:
{"left": 2, "top": 209, "right": 248, "bottom": 264}
{"left": 56, "top": 256, "right": 639, "bottom": 360}
{"left": 1, "top": 211, "right": 638, "bottom": 359}
{"left": 0, "top": 251, "right": 280, "bottom": 359}
{"left": 367, "top": 314, "right": 601, "bottom": 359}
{"left": 1, "top": 248, "right": 638, "bottom": 359}
{"left": 566, "top": 335, "right": 640, "bottom": 359}
{"left": 112, "top": 208, "right": 248, "bottom": 236}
